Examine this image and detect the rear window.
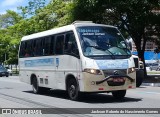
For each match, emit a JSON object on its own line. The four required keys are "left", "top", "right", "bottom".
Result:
{"left": 0, "top": 66, "right": 6, "bottom": 70}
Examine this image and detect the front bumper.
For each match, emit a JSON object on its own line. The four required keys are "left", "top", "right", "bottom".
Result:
{"left": 96, "top": 75, "right": 134, "bottom": 85}
{"left": 81, "top": 72, "right": 136, "bottom": 92}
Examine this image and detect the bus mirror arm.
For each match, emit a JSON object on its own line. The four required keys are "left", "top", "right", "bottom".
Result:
{"left": 96, "top": 75, "right": 134, "bottom": 85}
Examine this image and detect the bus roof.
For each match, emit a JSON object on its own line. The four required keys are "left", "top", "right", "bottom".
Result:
{"left": 21, "top": 21, "right": 117, "bottom": 41}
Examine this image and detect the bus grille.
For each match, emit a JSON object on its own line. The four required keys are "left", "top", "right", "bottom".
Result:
{"left": 102, "top": 69, "right": 127, "bottom": 77}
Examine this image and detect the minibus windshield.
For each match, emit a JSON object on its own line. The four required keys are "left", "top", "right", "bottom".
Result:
{"left": 77, "top": 26, "right": 131, "bottom": 58}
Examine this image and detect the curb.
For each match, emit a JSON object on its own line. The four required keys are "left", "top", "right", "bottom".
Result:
{"left": 142, "top": 83, "right": 160, "bottom": 87}
{"left": 142, "top": 74, "right": 160, "bottom": 87}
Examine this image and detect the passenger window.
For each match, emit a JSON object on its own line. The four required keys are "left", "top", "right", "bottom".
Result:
{"left": 55, "top": 35, "right": 64, "bottom": 55}
{"left": 32, "top": 39, "right": 37, "bottom": 56}
{"left": 19, "top": 41, "right": 25, "bottom": 58}
{"left": 50, "top": 35, "right": 55, "bottom": 55}
{"left": 36, "top": 38, "right": 44, "bottom": 56}
{"left": 24, "top": 40, "right": 32, "bottom": 57}
{"left": 44, "top": 37, "right": 50, "bottom": 55}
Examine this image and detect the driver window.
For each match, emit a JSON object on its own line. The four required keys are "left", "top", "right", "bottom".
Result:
{"left": 64, "top": 32, "right": 79, "bottom": 56}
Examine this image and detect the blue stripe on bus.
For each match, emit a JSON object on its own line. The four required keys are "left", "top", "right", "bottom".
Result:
{"left": 96, "top": 60, "right": 128, "bottom": 70}
{"left": 24, "top": 58, "right": 54, "bottom": 67}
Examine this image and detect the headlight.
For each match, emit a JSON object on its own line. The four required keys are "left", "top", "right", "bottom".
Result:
{"left": 128, "top": 67, "right": 136, "bottom": 74}
{"left": 84, "top": 69, "right": 102, "bottom": 75}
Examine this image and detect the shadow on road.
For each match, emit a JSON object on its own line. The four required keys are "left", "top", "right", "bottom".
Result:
{"left": 23, "top": 90, "right": 142, "bottom": 104}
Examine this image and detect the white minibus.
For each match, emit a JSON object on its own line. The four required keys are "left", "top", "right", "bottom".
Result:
{"left": 19, "top": 21, "right": 136, "bottom": 100}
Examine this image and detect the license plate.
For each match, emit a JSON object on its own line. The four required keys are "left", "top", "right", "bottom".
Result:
{"left": 113, "top": 78, "right": 125, "bottom": 82}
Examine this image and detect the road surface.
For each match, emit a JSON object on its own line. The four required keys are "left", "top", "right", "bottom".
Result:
{"left": 0, "top": 76, "right": 160, "bottom": 117}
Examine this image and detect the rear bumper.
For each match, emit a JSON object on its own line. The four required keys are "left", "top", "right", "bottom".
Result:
{"left": 0, "top": 72, "right": 9, "bottom": 76}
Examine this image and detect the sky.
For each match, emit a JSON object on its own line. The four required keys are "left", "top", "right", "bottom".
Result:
{"left": 0, "top": 0, "right": 28, "bottom": 14}
{"left": 0, "top": 0, "right": 50, "bottom": 15}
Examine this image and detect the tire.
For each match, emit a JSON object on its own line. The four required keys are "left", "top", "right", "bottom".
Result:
{"left": 6, "top": 75, "right": 9, "bottom": 77}
{"left": 32, "top": 77, "right": 40, "bottom": 94}
{"left": 67, "top": 78, "right": 80, "bottom": 101}
{"left": 32, "top": 77, "right": 50, "bottom": 94}
{"left": 136, "top": 77, "right": 143, "bottom": 87}
{"left": 136, "top": 70, "right": 144, "bottom": 87}
{"left": 112, "top": 90, "right": 126, "bottom": 99}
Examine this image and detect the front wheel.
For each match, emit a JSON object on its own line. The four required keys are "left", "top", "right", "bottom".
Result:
{"left": 112, "top": 90, "right": 126, "bottom": 99}
{"left": 67, "top": 79, "right": 80, "bottom": 101}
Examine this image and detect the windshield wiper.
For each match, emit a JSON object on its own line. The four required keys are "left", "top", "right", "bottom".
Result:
{"left": 102, "top": 41, "right": 130, "bottom": 55}
{"left": 87, "top": 45, "right": 115, "bottom": 59}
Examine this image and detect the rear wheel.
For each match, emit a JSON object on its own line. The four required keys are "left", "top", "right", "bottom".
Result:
{"left": 112, "top": 90, "right": 126, "bottom": 99}
{"left": 32, "top": 77, "right": 40, "bottom": 94}
{"left": 32, "top": 77, "right": 49, "bottom": 94}
{"left": 67, "top": 78, "right": 80, "bottom": 101}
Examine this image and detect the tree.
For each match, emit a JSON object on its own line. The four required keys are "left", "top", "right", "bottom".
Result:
{"left": 0, "top": 11, "right": 23, "bottom": 64}
{"left": 48, "top": 0, "right": 74, "bottom": 27}
{"left": 0, "top": 10, "right": 22, "bottom": 28}
{"left": 109, "top": 0, "right": 160, "bottom": 76}
{"left": 0, "top": 0, "right": 75, "bottom": 65}
{"left": 72, "top": 0, "right": 160, "bottom": 76}
{"left": 0, "top": 29, "right": 11, "bottom": 64}
{"left": 18, "top": 0, "right": 46, "bottom": 18}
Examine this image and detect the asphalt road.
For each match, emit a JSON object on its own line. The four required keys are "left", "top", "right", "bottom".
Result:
{"left": 0, "top": 76, "right": 160, "bottom": 117}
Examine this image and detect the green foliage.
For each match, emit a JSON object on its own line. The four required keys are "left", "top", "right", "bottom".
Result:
{"left": 72, "top": 0, "right": 160, "bottom": 76}
{"left": 0, "top": 0, "right": 74, "bottom": 65}
{"left": 18, "top": 0, "right": 46, "bottom": 17}
{"left": 0, "top": 0, "right": 159, "bottom": 69}
{"left": 72, "top": 0, "right": 160, "bottom": 56}
{"left": 0, "top": 10, "right": 23, "bottom": 28}
{"left": 0, "top": 11, "right": 23, "bottom": 64}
